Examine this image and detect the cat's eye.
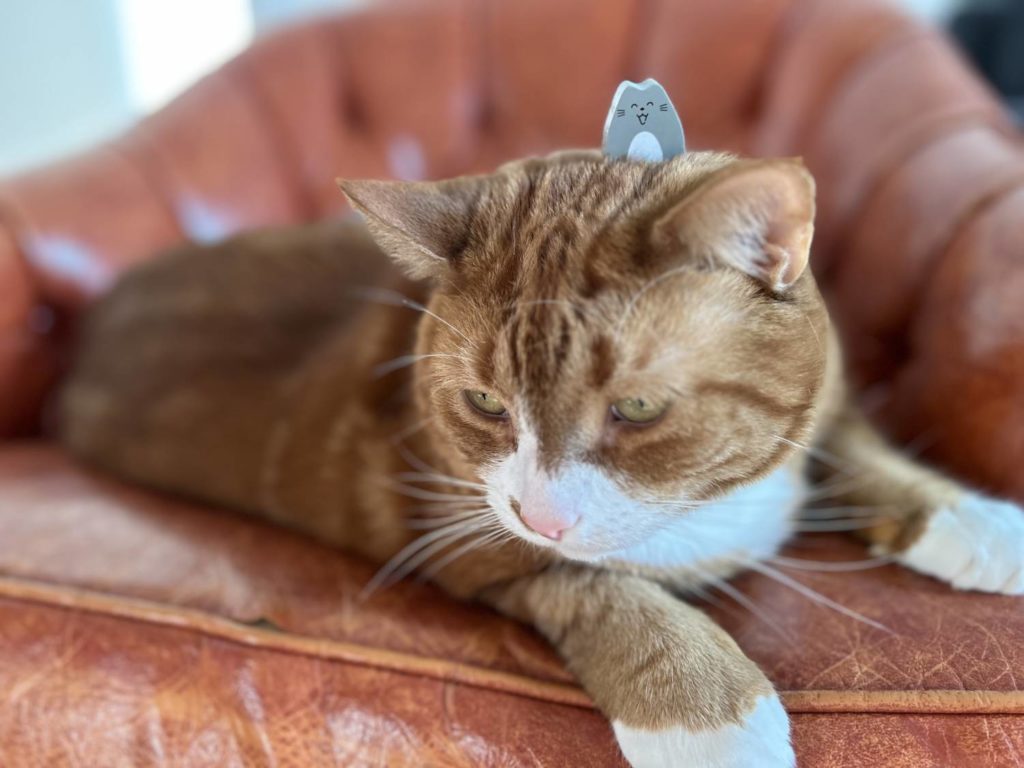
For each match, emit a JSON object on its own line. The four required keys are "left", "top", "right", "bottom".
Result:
{"left": 610, "top": 397, "right": 666, "bottom": 425}
{"left": 465, "top": 390, "right": 508, "bottom": 418}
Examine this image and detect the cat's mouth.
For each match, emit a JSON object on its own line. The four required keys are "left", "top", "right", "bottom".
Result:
{"left": 637, "top": 114, "right": 649, "bottom": 126}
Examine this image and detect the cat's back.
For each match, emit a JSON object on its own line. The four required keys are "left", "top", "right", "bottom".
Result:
{"left": 59, "top": 217, "right": 406, "bottom": 509}
{"left": 82, "top": 217, "right": 389, "bottom": 343}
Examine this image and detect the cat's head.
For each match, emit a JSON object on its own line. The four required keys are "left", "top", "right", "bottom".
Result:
{"left": 340, "top": 151, "right": 828, "bottom": 562}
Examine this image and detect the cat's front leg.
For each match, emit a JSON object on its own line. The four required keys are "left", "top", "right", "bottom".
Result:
{"left": 817, "top": 405, "right": 1024, "bottom": 595}
{"left": 484, "top": 567, "right": 794, "bottom": 768}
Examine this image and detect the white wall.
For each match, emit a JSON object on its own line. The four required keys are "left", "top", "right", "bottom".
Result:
{"left": 902, "top": 0, "right": 967, "bottom": 21}
{"left": 251, "top": 0, "right": 363, "bottom": 31}
{"left": 116, "top": 0, "right": 253, "bottom": 112}
{"left": 0, "top": 0, "right": 255, "bottom": 176}
{"left": 0, "top": 0, "right": 973, "bottom": 177}
{"left": 0, "top": 0, "right": 133, "bottom": 175}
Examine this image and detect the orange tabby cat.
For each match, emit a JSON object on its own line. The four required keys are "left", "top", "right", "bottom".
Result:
{"left": 60, "top": 150, "right": 1024, "bottom": 767}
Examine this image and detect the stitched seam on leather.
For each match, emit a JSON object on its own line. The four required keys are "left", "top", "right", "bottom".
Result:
{"left": 0, "top": 575, "right": 595, "bottom": 710}
{"left": 3, "top": 575, "right": 1024, "bottom": 716}
{"left": 782, "top": 690, "right": 1024, "bottom": 715}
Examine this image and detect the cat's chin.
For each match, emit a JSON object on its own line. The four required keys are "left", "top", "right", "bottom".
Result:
{"left": 507, "top": 528, "right": 626, "bottom": 563}
{"left": 532, "top": 536, "right": 657, "bottom": 565}
{"left": 549, "top": 544, "right": 616, "bottom": 564}
{"left": 513, "top": 535, "right": 603, "bottom": 563}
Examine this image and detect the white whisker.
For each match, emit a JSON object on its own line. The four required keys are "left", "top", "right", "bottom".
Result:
{"left": 374, "top": 353, "right": 464, "bottom": 377}
{"left": 360, "top": 520, "right": 486, "bottom": 598}
{"left": 740, "top": 559, "right": 891, "bottom": 633}
{"left": 690, "top": 565, "right": 793, "bottom": 640}
{"left": 406, "top": 302, "right": 474, "bottom": 346}
{"left": 375, "top": 477, "right": 486, "bottom": 503}
{"left": 350, "top": 286, "right": 475, "bottom": 346}
{"left": 395, "top": 472, "right": 488, "bottom": 492}
{"left": 381, "top": 524, "right": 490, "bottom": 590}
{"left": 769, "top": 554, "right": 897, "bottom": 572}
{"left": 417, "top": 522, "right": 509, "bottom": 581}
{"left": 772, "top": 434, "right": 853, "bottom": 475}
{"left": 793, "top": 519, "right": 886, "bottom": 533}
{"left": 804, "top": 475, "right": 872, "bottom": 502}
{"left": 394, "top": 441, "right": 445, "bottom": 477}
{"left": 614, "top": 264, "right": 693, "bottom": 339}
{"left": 408, "top": 500, "right": 493, "bottom": 513}
{"left": 799, "top": 505, "right": 898, "bottom": 519}
{"left": 407, "top": 508, "right": 490, "bottom": 529}
{"left": 389, "top": 416, "right": 434, "bottom": 444}
{"left": 797, "top": 305, "right": 824, "bottom": 357}
{"left": 642, "top": 500, "right": 705, "bottom": 510}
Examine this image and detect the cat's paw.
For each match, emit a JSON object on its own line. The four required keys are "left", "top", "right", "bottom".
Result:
{"left": 612, "top": 693, "right": 794, "bottom": 768}
{"left": 896, "top": 495, "right": 1024, "bottom": 595}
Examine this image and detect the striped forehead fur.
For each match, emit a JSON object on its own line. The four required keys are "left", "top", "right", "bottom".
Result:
{"left": 449, "top": 152, "right": 739, "bottom": 299}
{"left": 406, "top": 151, "right": 829, "bottom": 498}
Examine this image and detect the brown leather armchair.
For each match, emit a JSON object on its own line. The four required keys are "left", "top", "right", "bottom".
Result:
{"left": 1, "top": 0, "right": 1023, "bottom": 765}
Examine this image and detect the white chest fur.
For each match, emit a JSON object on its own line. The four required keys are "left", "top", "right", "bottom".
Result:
{"left": 604, "top": 464, "right": 806, "bottom": 572}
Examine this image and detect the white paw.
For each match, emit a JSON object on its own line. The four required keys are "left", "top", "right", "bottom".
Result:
{"left": 612, "top": 694, "right": 794, "bottom": 768}
{"left": 896, "top": 495, "right": 1024, "bottom": 595}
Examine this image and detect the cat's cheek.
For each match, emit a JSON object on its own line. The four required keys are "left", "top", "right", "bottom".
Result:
{"left": 611, "top": 694, "right": 795, "bottom": 768}
{"left": 434, "top": 394, "right": 514, "bottom": 467}
{"left": 893, "top": 495, "right": 1024, "bottom": 595}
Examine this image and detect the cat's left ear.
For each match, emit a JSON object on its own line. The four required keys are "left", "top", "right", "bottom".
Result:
{"left": 654, "top": 159, "right": 815, "bottom": 292}
{"left": 337, "top": 176, "right": 488, "bottom": 280}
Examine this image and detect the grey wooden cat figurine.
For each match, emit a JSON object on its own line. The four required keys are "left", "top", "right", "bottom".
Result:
{"left": 602, "top": 78, "right": 686, "bottom": 162}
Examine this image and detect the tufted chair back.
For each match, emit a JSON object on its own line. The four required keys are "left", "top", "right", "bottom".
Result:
{"left": 1, "top": 0, "right": 1022, "bottom": 497}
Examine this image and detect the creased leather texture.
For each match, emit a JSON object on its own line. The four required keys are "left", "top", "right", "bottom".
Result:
{"left": 0, "top": 0, "right": 1023, "bottom": 766}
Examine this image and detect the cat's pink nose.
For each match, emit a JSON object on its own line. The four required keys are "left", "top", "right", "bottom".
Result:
{"left": 517, "top": 499, "right": 579, "bottom": 541}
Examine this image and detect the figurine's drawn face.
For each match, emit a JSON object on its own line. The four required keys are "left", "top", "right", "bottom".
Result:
{"left": 603, "top": 78, "right": 686, "bottom": 161}
{"left": 617, "top": 99, "right": 660, "bottom": 126}
{"left": 612, "top": 84, "right": 671, "bottom": 128}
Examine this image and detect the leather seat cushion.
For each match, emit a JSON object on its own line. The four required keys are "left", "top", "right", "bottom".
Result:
{"left": 1, "top": 443, "right": 1022, "bottom": 765}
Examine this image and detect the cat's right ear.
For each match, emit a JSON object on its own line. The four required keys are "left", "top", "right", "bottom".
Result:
{"left": 653, "top": 158, "right": 816, "bottom": 292}
{"left": 337, "top": 176, "right": 487, "bottom": 281}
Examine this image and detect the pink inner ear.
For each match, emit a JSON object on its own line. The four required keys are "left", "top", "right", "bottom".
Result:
{"left": 337, "top": 177, "right": 486, "bottom": 281}
{"left": 662, "top": 160, "right": 816, "bottom": 291}
{"left": 763, "top": 208, "right": 814, "bottom": 290}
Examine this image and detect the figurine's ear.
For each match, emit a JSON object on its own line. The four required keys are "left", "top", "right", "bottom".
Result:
{"left": 337, "top": 176, "right": 488, "bottom": 280}
{"left": 654, "top": 159, "right": 815, "bottom": 292}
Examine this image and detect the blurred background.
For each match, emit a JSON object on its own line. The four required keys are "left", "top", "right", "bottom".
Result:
{"left": 0, "top": 0, "right": 361, "bottom": 175}
{"left": 0, "top": 0, "right": 1021, "bottom": 177}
